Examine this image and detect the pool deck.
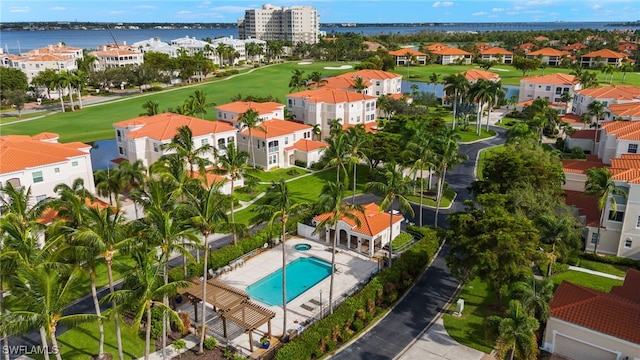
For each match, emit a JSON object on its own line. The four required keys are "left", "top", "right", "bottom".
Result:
{"left": 211, "top": 236, "right": 380, "bottom": 354}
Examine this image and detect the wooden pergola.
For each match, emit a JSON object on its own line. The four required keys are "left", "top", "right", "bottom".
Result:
{"left": 177, "top": 278, "right": 276, "bottom": 351}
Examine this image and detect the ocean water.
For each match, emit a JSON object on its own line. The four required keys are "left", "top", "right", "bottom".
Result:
{"left": 2, "top": 22, "right": 638, "bottom": 53}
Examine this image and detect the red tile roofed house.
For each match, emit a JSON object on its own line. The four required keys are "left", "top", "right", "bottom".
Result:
{"left": 519, "top": 73, "right": 581, "bottom": 115}
{"left": 580, "top": 49, "right": 629, "bottom": 68}
{"left": 327, "top": 69, "right": 403, "bottom": 97}
{"left": 598, "top": 121, "right": 640, "bottom": 164}
{"left": 562, "top": 42, "right": 587, "bottom": 52}
{"left": 572, "top": 85, "right": 640, "bottom": 117}
{"left": 238, "top": 119, "right": 319, "bottom": 170}
{"left": 534, "top": 36, "right": 549, "bottom": 42}
{"left": 525, "top": 48, "right": 571, "bottom": 66}
{"left": 287, "top": 88, "right": 378, "bottom": 139}
{"left": 284, "top": 139, "right": 328, "bottom": 168}
{"left": 388, "top": 48, "right": 427, "bottom": 66}
{"left": 618, "top": 42, "right": 638, "bottom": 55}
{"left": 6, "top": 53, "right": 78, "bottom": 85}
{"left": 479, "top": 46, "right": 514, "bottom": 64}
{"left": 460, "top": 69, "right": 500, "bottom": 84}
{"left": 214, "top": 101, "right": 285, "bottom": 127}
{"left": 89, "top": 45, "right": 144, "bottom": 71}
{"left": 608, "top": 102, "right": 640, "bottom": 121}
{"left": 561, "top": 153, "right": 604, "bottom": 191}
{"left": 542, "top": 269, "right": 640, "bottom": 360}
{"left": 0, "top": 134, "right": 95, "bottom": 204}
{"left": 301, "top": 202, "right": 404, "bottom": 257}
{"left": 187, "top": 169, "right": 236, "bottom": 195}
{"left": 112, "top": 113, "right": 237, "bottom": 172}
{"left": 514, "top": 42, "right": 538, "bottom": 54}
{"left": 362, "top": 41, "right": 385, "bottom": 52}
{"left": 475, "top": 43, "right": 493, "bottom": 52}
{"left": 22, "top": 42, "right": 84, "bottom": 60}
{"left": 430, "top": 46, "right": 472, "bottom": 65}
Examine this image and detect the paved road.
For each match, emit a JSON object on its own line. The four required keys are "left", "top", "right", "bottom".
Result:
{"left": 332, "top": 128, "right": 507, "bottom": 360}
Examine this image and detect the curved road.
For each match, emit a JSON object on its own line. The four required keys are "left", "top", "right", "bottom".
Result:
{"left": 332, "top": 127, "right": 506, "bottom": 360}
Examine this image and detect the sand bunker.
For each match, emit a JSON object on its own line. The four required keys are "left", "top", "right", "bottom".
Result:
{"left": 324, "top": 65, "right": 353, "bottom": 70}
{"left": 298, "top": 61, "right": 313, "bottom": 65}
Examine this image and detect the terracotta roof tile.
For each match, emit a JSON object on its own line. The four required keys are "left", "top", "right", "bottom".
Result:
{"left": 431, "top": 47, "right": 472, "bottom": 56}
{"left": 341, "top": 69, "right": 401, "bottom": 81}
{"left": 0, "top": 135, "right": 90, "bottom": 174}
{"left": 342, "top": 122, "right": 379, "bottom": 133}
{"left": 608, "top": 102, "right": 640, "bottom": 118}
{"left": 389, "top": 48, "right": 426, "bottom": 56}
{"left": 561, "top": 158, "right": 604, "bottom": 174}
{"left": 527, "top": 48, "right": 570, "bottom": 57}
{"left": 611, "top": 169, "right": 640, "bottom": 184}
{"left": 239, "top": 119, "right": 310, "bottom": 139}
{"left": 582, "top": 49, "right": 627, "bottom": 59}
{"left": 550, "top": 273, "right": 640, "bottom": 344}
{"left": 568, "top": 129, "right": 600, "bottom": 141}
{"left": 118, "top": 114, "right": 236, "bottom": 141}
{"left": 215, "top": 101, "right": 284, "bottom": 116}
{"left": 314, "top": 202, "right": 403, "bottom": 236}
{"left": 610, "top": 269, "right": 640, "bottom": 304}
{"left": 563, "top": 190, "right": 601, "bottom": 227}
{"left": 462, "top": 69, "right": 500, "bottom": 82}
{"left": 32, "top": 132, "right": 60, "bottom": 141}
{"left": 575, "top": 85, "right": 640, "bottom": 101}
{"left": 288, "top": 88, "right": 377, "bottom": 103}
{"left": 479, "top": 47, "right": 513, "bottom": 55}
{"left": 284, "top": 139, "right": 328, "bottom": 152}
{"left": 425, "top": 43, "right": 448, "bottom": 52}
{"left": 561, "top": 113, "right": 583, "bottom": 124}
{"left": 562, "top": 43, "right": 587, "bottom": 51}
{"left": 521, "top": 73, "right": 579, "bottom": 85}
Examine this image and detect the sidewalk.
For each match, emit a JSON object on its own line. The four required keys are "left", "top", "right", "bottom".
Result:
{"left": 568, "top": 265, "right": 625, "bottom": 280}
{"left": 140, "top": 334, "right": 199, "bottom": 360}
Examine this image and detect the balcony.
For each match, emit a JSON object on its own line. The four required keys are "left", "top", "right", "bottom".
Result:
{"left": 268, "top": 146, "right": 279, "bottom": 153}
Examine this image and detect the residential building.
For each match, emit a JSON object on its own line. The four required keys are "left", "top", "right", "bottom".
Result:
{"left": 298, "top": 202, "right": 404, "bottom": 258}
{"left": 562, "top": 42, "right": 587, "bottom": 52}
{"left": 534, "top": 35, "right": 549, "bottom": 42}
{"left": 461, "top": 69, "right": 500, "bottom": 84}
{"left": 388, "top": 48, "right": 427, "bottom": 66}
{"left": 90, "top": 45, "right": 144, "bottom": 71}
{"left": 237, "top": 119, "right": 322, "bottom": 170}
{"left": 542, "top": 269, "right": 640, "bottom": 360}
{"left": 287, "top": 88, "right": 378, "bottom": 139}
{"left": 170, "top": 36, "right": 211, "bottom": 56}
{"left": 322, "top": 69, "right": 403, "bottom": 97}
{"left": 618, "top": 42, "right": 638, "bottom": 55}
{"left": 608, "top": 102, "right": 640, "bottom": 121}
{"left": 518, "top": 73, "right": 580, "bottom": 114}
{"left": 0, "top": 133, "right": 95, "bottom": 205}
{"left": 597, "top": 121, "right": 640, "bottom": 165}
{"left": 428, "top": 46, "right": 472, "bottom": 65}
{"left": 6, "top": 54, "right": 77, "bottom": 84}
{"left": 238, "top": 4, "right": 320, "bottom": 44}
{"left": 572, "top": 85, "right": 640, "bottom": 117}
{"left": 580, "top": 49, "right": 629, "bottom": 68}
{"left": 362, "top": 41, "right": 384, "bottom": 52}
{"left": 215, "top": 101, "right": 285, "bottom": 128}
{"left": 112, "top": 113, "right": 237, "bottom": 170}
{"left": 131, "top": 37, "right": 180, "bottom": 58}
{"left": 514, "top": 42, "right": 537, "bottom": 54}
{"left": 525, "top": 48, "right": 570, "bottom": 66}
{"left": 478, "top": 46, "right": 514, "bottom": 64}
{"left": 22, "top": 42, "right": 84, "bottom": 61}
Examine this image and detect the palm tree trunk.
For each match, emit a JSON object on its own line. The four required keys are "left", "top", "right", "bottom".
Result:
{"left": 451, "top": 93, "right": 458, "bottom": 129}
{"left": 58, "top": 88, "right": 65, "bottom": 112}
{"left": 183, "top": 238, "right": 188, "bottom": 278}
{"left": 352, "top": 165, "right": 357, "bottom": 203}
{"left": 249, "top": 130, "right": 256, "bottom": 169}
{"left": 594, "top": 209, "right": 605, "bottom": 255}
{"left": 388, "top": 202, "right": 394, "bottom": 268}
{"left": 329, "top": 223, "right": 338, "bottom": 314}
{"left": 435, "top": 167, "right": 447, "bottom": 228}
{"left": 89, "top": 268, "right": 105, "bottom": 359}
{"left": 162, "top": 261, "right": 169, "bottom": 360}
{"left": 477, "top": 101, "right": 483, "bottom": 136}
{"left": 77, "top": 88, "right": 83, "bottom": 109}
{"left": 199, "top": 234, "right": 209, "bottom": 354}
{"left": 419, "top": 167, "right": 424, "bottom": 227}
{"left": 592, "top": 118, "right": 599, "bottom": 154}
{"left": 0, "top": 277, "right": 9, "bottom": 360}
{"left": 281, "top": 219, "right": 288, "bottom": 336}
{"left": 145, "top": 305, "right": 152, "bottom": 360}
{"left": 39, "top": 327, "right": 51, "bottom": 360}
{"left": 106, "top": 260, "right": 124, "bottom": 360}
{"left": 50, "top": 330, "right": 63, "bottom": 360}
{"left": 486, "top": 102, "right": 493, "bottom": 131}
{"left": 67, "top": 85, "right": 75, "bottom": 111}
{"left": 230, "top": 179, "right": 237, "bottom": 245}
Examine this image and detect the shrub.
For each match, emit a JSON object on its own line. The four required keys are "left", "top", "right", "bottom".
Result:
{"left": 204, "top": 336, "right": 217, "bottom": 350}
{"left": 351, "top": 319, "right": 364, "bottom": 332}
{"left": 552, "top": 262, "right": 570, "bottom": 275}
{"left": 580, "top": 253, "right": 640, "bottom": 269}
{"left": 391, "top": 232, "right": 413, "bottom": 251}
{"left": 294, "top": 160, "right": 307, "bottom": 168}
{"left": 555, "top": 138, "right": 565, "bottom": 151}
{"left": 571, "top": 146, "right": 586, "bottom": 159}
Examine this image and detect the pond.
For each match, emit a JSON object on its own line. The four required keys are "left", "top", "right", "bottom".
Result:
{"left": 90, "top": 138, "right": 117, "bottom": 171}
{"left": 401, "top": 80, "right": 519, "bottom": 100}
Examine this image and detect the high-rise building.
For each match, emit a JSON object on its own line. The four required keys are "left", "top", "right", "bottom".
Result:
{"left": 238, "top": 4, "right": 320, "bottom": 44}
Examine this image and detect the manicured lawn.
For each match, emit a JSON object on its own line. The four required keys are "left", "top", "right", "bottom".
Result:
{"left": 406, "top": 188, "right": 456, "bottom": 208}
{"left": 496, "top": 116, "right": 523, "bottom": 128}
{"left": 476, "top": 145, "right": 505, "bottom": 179}
{"left": 40, "top": 320, "right": 145, "bottom": 360}
{"left": 456, "top": 127, "right": 496, "bottom": 143}
{"left": 253, "top": 167, "right": 310, "bottom": 182}
{"left": 551, "top": 270, "right": 623, "bottom": 292}
{"left": 442, "top": 278, "right": 499, "bottom": 354}
{"left": 0, "top": 111, "right": 50, "bottom": 124}
{"left": 0, "top": 62, "right": 356, "bottom": 143}
{"left": 577, "top": 259, "right": 629, "bottom": 277}
{"left": 234, "top": 183, "right": 270, "bottom": 202}
{"left": 69, "top": 255, "right": 135, "bottom": 300}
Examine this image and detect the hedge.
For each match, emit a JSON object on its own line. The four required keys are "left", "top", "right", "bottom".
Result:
{"left": 391, "top": 232, "right": 412, "bottom": 251}
{"left": 580, "top": 252, "right": 640, "bottom": 270}
{"left": 274, "top": 227, "right": 442, "bottom": 360}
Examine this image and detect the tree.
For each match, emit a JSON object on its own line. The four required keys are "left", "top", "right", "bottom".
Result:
{"left": 619, "top": 62, "right": 634, "bottom": 83}
{"left": 31, "top": 68, "right": 59, "bottom": 100}
{"left": 587, "top": 100, "right": 607, "bottom": 154}
{"left": 525, "top": 98, "right": 559, "bottom": 144}
{"left": 94, "top": 168, "right": 123, "bottom": 206}
{"left": 352, "top": 76, "right": 367, "bottom": 93}
{"left": 189, "top": 90, "right": 214, "bottom": 119}
{"left": 513, "top": 56, "right": 541, "bottom": 76}
{"left": 579, "top": 70, "right": 599, "bottom": 89}
{"left": 213, "top": 143, "right": 251, "bottom": 244}
{"left": 433, "top": 127, "right": 467, "bottom": 227}
{"left": 238, "top": 108, "right": 265, "bottom": 169}
{"left": 443, "top": 73, "right": 469, "bottom": 129}
{"left": 323, "top": 131, "right": 350, "bottom": 184}
{"left": 468, "top": 79, "right": 493, "bottom": 136}
{"left": 307, "top": 71, "right": 326, "bottom": 88}
{"left": 345, "top": 125, "right": 369, "bottom": 202}
{"left": 535, "top": 213, "right": 581, "bottom": 276}
{"left": 71, "top": 70, "right": 88, "bottom": 109}
{"left": 116, "top": 159, "right": 147, "bottom": 219}
{"left": 486, "top": 81, "right": 506, "bottom": 131}
{"left": 0, "top": 67, "right": 28, "bottom": 100}
{"left": 314, "top": 181, "right": 362, "bottom": 314}
{"left": 245, "top": 42, "right": 264, "bottom": 65}
{"left": 510, "top": 277, "right": 554, "bottom": 323}
{"left": 600, "top": 64, "right": 616, "bottom": 84}
{"left": 364, "top": 162, "right": 415, "bottom": 267}
{"left": 584, "top": 167, "right": 627, "bottom": 255}
{"left": 404, "top": 122, "right": 435, "bottom": 227}
{"left": 163, "top": 125, "right": 213, "bottom": 178}
{"left": 4, "top": 90, "right": 26, "bottom": 117}
{"left": 403, "top": 51, "right": 416, "bottom": 77}
{"left": 255, "top": 180, "right": 307, "bottom": 335}
{"left": 428, "top": 72, "right": 440, "bottom": 94}
{"left": 58, "top": 71, "right": 75, "bottom": 111}
{"left": 289, "top": 69, "right": 306, "bottom": 92}
{"left": 485, "top": 300, "right": 540, "bottom": 360}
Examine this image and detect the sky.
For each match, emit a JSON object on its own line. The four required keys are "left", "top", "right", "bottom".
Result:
{"left": 1, "top": 0, "right": 639, "bottom": 24}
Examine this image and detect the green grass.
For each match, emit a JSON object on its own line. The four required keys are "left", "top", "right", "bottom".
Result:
{"left": 43, "top": 320, "right": 146, "bottom": 360}
{"left": 253, "top": 167, "right": 310, "bottom": 182}
{"left": 68, "top": 256, "right": 135, "bottom": 300}
{"left": 551, "top": 270, "right": 623, "bottom": 292}
{"left": 442, "top": 278, "right": 499, "bottom": 354}
{"left": 0, "top": 62, "right": 356, "bottom": 143}
{"left": 456, "top": 127, "right": 496, "bottom": 143}
{"left": 476, "top": 145, "right": 505, "bottom": 179}
{"left": 234, "top": 184, "right": 270, "bottom": 202}
{"left": 496, "top": 117, "right": 523, "bottom": 128}
{"left": 577, "top": 259, "right": 629, "bottom": 277}
{"left": 0, "top": 111, "right": 51, "bottom": 124}
{"left": 406, "top": 187, "right": 455, "bottom": 208}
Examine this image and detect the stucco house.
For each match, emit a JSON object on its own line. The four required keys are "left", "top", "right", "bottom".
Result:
{"left": 388, "top": 48, "right": 427, "bottom": 66}
{"left": 298, "top": 202, "right": 404, "bottom": 258}
{"left": 525, "top": 48, "right": 571, "bottom": 66}
{"left": 0, "top": 133, "right": 95, "bottom": 205}
{"left": 518, "top": 73, "right": 581, "bottom": 115}
{"left": 572, "top": 85, "right": 640, "bottom": 118}
{"left": 580, "top": 49, "right": 629, "bottom": 68}
{"left": 461, "top": 69, "right": 501, "bottom": 84}
{"left": 90, "top": 45, "right": 144, "bottom": 71}
{"left": 322, "top": 69, "right": 403, "bottom": 97}
{"left": 478, "top": 46, "right": 514, "bottom": 64}
{"left": 542, "top": 269, "right": 640, "bottom": 360}
{"left": 608, "top": 102, "right": 640, "bottom": 121}
{"left": 429, "top": 46, "right": 472, "bottom": 65}
{"left": 215, "top": 101, "right": 285, "bottom": 128}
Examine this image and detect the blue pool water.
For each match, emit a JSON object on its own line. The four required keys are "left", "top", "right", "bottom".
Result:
{"left": 247, "top": 257, "right": 332, "bottom": 306}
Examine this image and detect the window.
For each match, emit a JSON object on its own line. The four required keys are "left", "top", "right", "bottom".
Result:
{"left": 545, "top": 86, "right": 551, "bottom": 91}
{"left": 153, "top": 143, "right": 159, "bottom": 152}
{"left": 32, "top": 171, "right": 43, "bottom": 183}
{"left": 284, "top": 137, "right": 289, "bottom": 145}
{"left": 636, "top": 215, "right": 640, "bottom": 228}
{"left": 201, "top": 139, "right": 209, "bottom": 146}
{"left": 227, "top": 136, "right": 234, "bottom": 144}
{"left": 590, "top": 232, "right": 598, "bottom": 244}
{"left": 116, "top": 130, "right": 122, "bottom": 141}
{"left": 629, "top": 144, "right": 638, "bottom": 154}
{"left": 268, "top": 154, "right": 277, "bottom": 165}
{"left": 71, "top": 161, "right": 78, "bottom": 167}
{"left": 36, "top": 195, "right": 47, "bottom": 202}
{"left": 54, "top": 168, "right": 60, "bottom": 173}
{"left": 218, "top": 138, "right": 226, "bottom": 149}
{"left": 608, "top": 211, "right": 625, "bottom": 222}
{"left": 119, "top": 146, "right": 124, "bottom": 155}
{"left": 625, "top": 239, "right": 632, "bottom": 248}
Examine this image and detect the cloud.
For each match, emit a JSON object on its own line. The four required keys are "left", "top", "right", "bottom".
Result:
{"left": 472, "top": 11, "right": 487, "bottom": 16}
{"left": 432, "top": 1, "right": 454, "bottom": 8}
{"left": 592, "top": 4, "right": 602, "bottom": 9}
{"left": 526, "top": 0, "right": 552, "bottom": 5}
{"left": 492, "top": 8, "right": 504, "bottom": 12}
{"left": 51, "top": 6, "right": 66, "bottom": 11}
{"left": 549, "top": 12, "right": 560, "bottom": 16}
{"left": 10, "top": 6, "right": 29, "bottom": 13}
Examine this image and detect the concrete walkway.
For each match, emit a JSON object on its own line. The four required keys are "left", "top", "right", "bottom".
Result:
{"left": 568, "top": 265, "right": 625, "bottom": 280}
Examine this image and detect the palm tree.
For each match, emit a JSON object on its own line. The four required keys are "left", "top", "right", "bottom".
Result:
{"left": 50, "top": 178, "right": 93, "bottom": 228}
{"left": 601, "top": 64, "right": 616, "bottom": 84}
{"left": 485, "top": 300, "right": 540, "bottom": 360}
{"left": 510, "top": 278, "right": 554, "bottom": 323}
{"left": 468, "top": 79, "right": 493, "bottom": 136}
{"left": 105, "top": 249, "right": 189, "bottom": 360}
{"left": 0, "top": 266, "right": 97, "bottom": 360}
{"left": 364, "top": 162, "right": 414, "bottom": 267}
{"left": 73, "top": 205, "right": 132, "bottom": 360}
{"left": 323, "top": 131, "right": 350, "bottom": 186}
{"left": 49, "top": 73, "right": 65, "bottom": 113}
{"left": 403, "top": 51, "right": 416, "bottom": 77}
{"left": 238, "top": 108, "right": 265, "bottom": 169}
{"left": 428, "top": 72, "right": 441, "bottom": 94}
{"left": 307, "top": 71, "right": 326, "bottom": 88}
{"left": 189, "top": 90, "right": 214, "bottom": 119}
{"left": 289, "top": 69, "right": 306, "bottom": 92}
{"left": 619, "top": 63, "right": 634, "bottom": 83}
{"left": 255, "top": 180, "right": 307, "bottom": 334}
{"left": 184, "top": 184, "right": 229, "bottom": 354}
{"left": 580, "top": 70, "right": 599, "bottom": 89}
{"left": 213, "top": 143, "right": 251, "bottom": 245}
{"left": 587, "top": 100, "right": 607, "bottom": 154}
{"left": 58, "top": 71, "right": 75, "bottom": 112}
{"left": 311, "top": 123, "right": 322, "bottom": 141}
{"left": 314, "top": 181, "right": 362, "bottom": 314}
{"left": 527, "top": 98, "right": 559, "bottom": 145}
{"left": 94, "top": 167, "right": 123, "bottom": 206}
{"left": 71, "top": 70, "right": 87, "bottom": 109}
{"left": 404, "top": 123, "right": 435, "bottom": 227}
{"left": 584, "top": 167, "right": 627, "bottom": 254}
{"left": 117, "top": 159, "right": 147, "bottom": 219}
{"left": 352, "top": 76, "right": 367, "bottom": 93}
{"left": 535, "top": 214, "right": 580, "bottom": 277}
{"left": 163, "top": 125, "right": 213, "bottom": 178}
{"left": 345, "top": 125, "right": 369, "bottom": 203}
{"left": 486, "top": 81, "right": 506, "bottom": 131}
{"left": 443, "top": 73, "right": 469, "bottom": 129}
{"left": 142, "top": 100, "right": 160, "bottom": 116}
{"left": 433, "top": 127, "right": 467, "bottom": 228}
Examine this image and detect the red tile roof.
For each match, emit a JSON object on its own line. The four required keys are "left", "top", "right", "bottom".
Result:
{"left": 389, "top": 48, "right": 426, "bottom": 56}
{"left": 475, "top": 43, "right": 493, "bottom": 52}
{"left": 288, "top": 88, "right": 377, "bottom": 104}
{"left": 284, "top": 139, "right": 328, "bottom": 152}
{"left": 563, "top": 190, "right": 601, "bottom": 227}
{"left": 118, "top": 114, "right": 236, "bottom": 141}
{"left": 608, "top": 103, "right": 640, "bottom": 118}
{"left": 479, "top": 47, "right": 513, "bottom": 55}
{"left": 425, "top": 43, "right": 448, "bottom": 52}
{"left": 521, "top": 73, "right": 579, "bottom": 85}
{"left": 618, "top": 43, "right": 638, "bottom": 52}
{"left": 314, "top": 202, "right": 403, "bottom": 236}
{"left": 0, "top": 135, "right": 90, "bottom": 174}
{"left": 527, "top": 48, "right": 570, "bottom": 57}
{"left": 363, "top": 41, "right": 384, "bottom": 51}
{"left": 32, "top": 132, "right": 60, "bottom": 141}
{"left": 339, "top": 69, "right": 402, "bottom": 81}
{"left": 582, "top": 49, "right": 627, "bottom": 59}
{"left": 575, "top": 85, "right": 640, "bottom": 101}
{"left": 239, "top": 119, "right": 310, "bottom": 139}
{"left": 602, "top": 121, "right": 640, "bottom": 141}
{"left": 568, "top": 129, "right": 600, "bottom": 141}
{"left": 215, "top": 101, "right": 284, "bottom": 116}
{"left": 462, "top": 69, "right": 500, "bottom": 82}
{"left": 550, "top": 272, "right": 640, "bottom": 345}
{"left": 431, "top": 46, "right": 472, "bottom": 56}
{"left": 562, "top": 43, "right": 587, "bottom": 51}
{"left": 561, "top": 156, "right": 604, "bottom": 175}
{"left": 534, "top": 36, "right": 549, "bottom": 41}
{"left": 342, "top": 122, "right": 379, "bottom": 133}
{"left": 561, "top": 113, "right": 583, "bottom": 124}
{"left": 37, "top": 197, "right": 112, "bottom": 225}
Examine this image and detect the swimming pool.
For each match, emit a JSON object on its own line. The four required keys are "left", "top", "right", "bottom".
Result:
{"left": 247, "top": 257, "right": 332, "bottom": 306}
